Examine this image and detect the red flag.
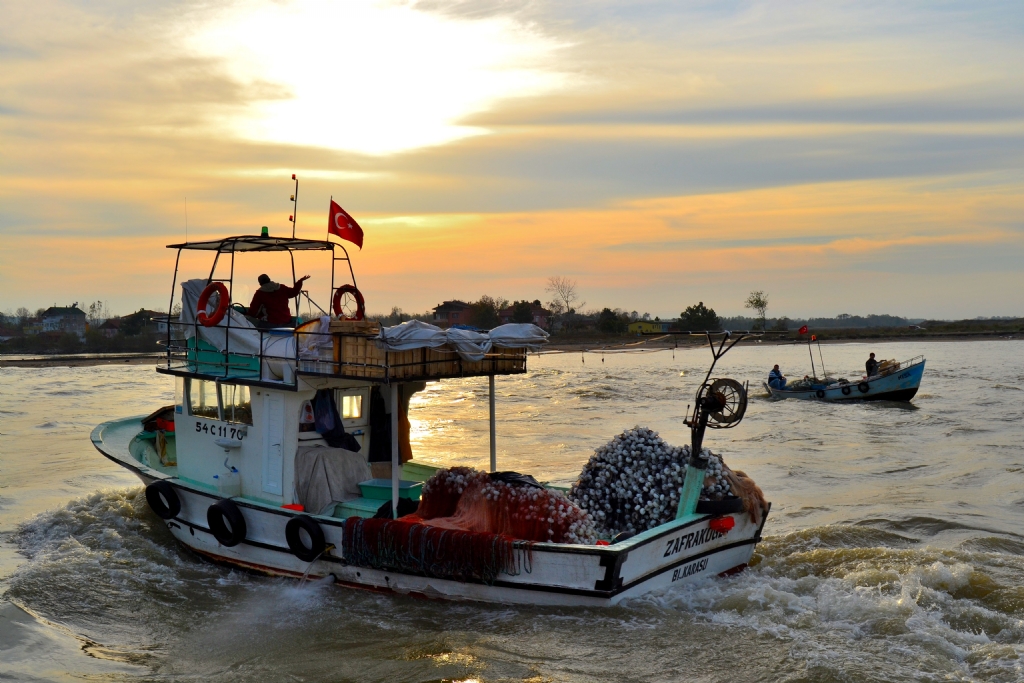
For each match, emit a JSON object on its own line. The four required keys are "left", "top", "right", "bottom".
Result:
{"left": 811, "top": 334, "right": 817, "bottom": 341}
{"left": 328, "top": 200, "right": 363, "bottom": 249}
{"left": 798, "top": 325, "right": 809, "bottom": 335}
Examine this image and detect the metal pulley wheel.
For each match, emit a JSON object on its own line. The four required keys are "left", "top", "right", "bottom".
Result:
{"left": 707, "top": 378, "right": 747, "bottom": 426}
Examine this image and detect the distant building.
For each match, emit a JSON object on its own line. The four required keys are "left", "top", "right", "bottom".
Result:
{"left": 628, "top": 320, "right": 671, "bottom": 334}
{"left": 432, "top": 300, "right": 472, "bottom": 328}
{"left": 99, "top": 318, "right": 121, "bottom": 338}
{"left": 41, "top": 305, "right": 87, "bottom": 339}
{"left": 119, "top": 309, "right": 169, "bottom": 336}
{"left": 139, "top": 309, "right": 169, "bottom": 334}
{"left": 498, "top": 302, "right": 552, "bottom": 330}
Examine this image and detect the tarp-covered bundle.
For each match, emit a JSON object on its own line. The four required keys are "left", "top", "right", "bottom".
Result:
{"left": 569, "top": 426, "right": 767, "bottom": 538}
{"left": 376, "top": 321, "right": 549, "bottom": 362}
{"left": 293, "top": 446, "right": 370, "bottom": 515}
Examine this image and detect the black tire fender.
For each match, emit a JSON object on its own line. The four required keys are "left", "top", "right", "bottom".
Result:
{"left": 815, "top": 389, "right": 825, "bottom": 399}
{"left": 146, "top": 480, "right": 181, "bottom": 520}
{"left": 207, "top": 499, "right": 247, "bottom": 547}
{"left": 841, "top": 385, "right": 852, "bottom": 395}
{"left": 285, "top": 514, "right": 326, "bottom": 562}
{"left": 858, "top": 382, "right": 870, "bottom": 394}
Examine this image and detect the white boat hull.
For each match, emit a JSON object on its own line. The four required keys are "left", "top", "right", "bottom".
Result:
{"left": 92, "top": 417, "right": 768, "bottom": 606}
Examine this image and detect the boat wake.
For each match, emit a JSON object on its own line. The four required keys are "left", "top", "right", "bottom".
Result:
{"left": 638, "top": 525, "right": 1024, "bottom": 681}
{"left": 8, "top": 490, "right": 1024, "bottom": 682}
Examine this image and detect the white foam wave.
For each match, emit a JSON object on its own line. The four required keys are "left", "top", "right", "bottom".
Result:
{"left": 632, "top": 541, "right": 1024, "bottom": 680}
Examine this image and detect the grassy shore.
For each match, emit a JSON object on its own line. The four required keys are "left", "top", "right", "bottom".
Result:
{"left": 541, "top": 325, "right": 1022, "bottom": 352}
{"left": 2, "top": 320, "right": 1019, "bottom": 367}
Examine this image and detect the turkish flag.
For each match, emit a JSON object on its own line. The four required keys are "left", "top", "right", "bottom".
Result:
{"left": 798, "top": 325, "right": 809, "bottom": 334}
{"left": 328, "top": 200, "right": 363, "bottom": 249}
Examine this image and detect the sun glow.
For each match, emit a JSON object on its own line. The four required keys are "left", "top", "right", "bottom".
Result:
{"left": 182, "top": 0, "right": 568, "bottom": 155}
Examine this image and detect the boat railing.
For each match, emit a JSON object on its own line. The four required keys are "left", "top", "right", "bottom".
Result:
{"left": 159, "top": 318, "right": 528, "bottom": 386}
{"left": 877, "top": 355, "right": 925, "bottom": 377}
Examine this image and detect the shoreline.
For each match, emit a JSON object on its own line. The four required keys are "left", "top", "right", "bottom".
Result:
{"left": 539, "top": 332, "right": 1020, "bottom": 353}
{"left": 1, "top": 333, "right": 1019, "bottom": 368}
{"left": 0, "top": 353, "right": 162, "bottom": 368}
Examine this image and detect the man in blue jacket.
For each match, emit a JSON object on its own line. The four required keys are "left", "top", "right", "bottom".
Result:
{"left": 768, "top": 364, "right": 787, "bottom": 389}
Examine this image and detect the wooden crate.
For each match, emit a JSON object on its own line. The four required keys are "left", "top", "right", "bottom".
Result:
{"left": 424, "top": 347, "right": 458, "bottom": 376}
{"left": 461, "top": 346, "right": 527, "bottom": 375}
{"left": 325, "top": 323, "right": 527, "bottom": 381}
{"left": 331, "top": 320, "right": 385, "bottom": 378}
{"left": 329, "top": 320, "right": 380, "bottom": 335}
{"left": 387, "top": 348, "right": 423, "bottom": 379}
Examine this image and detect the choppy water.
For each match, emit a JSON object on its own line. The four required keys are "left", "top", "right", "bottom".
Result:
{"left": 2, "top": 340, "right": 1023, "bottom": 682}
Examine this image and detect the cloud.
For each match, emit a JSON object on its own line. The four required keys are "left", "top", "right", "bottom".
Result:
{"left": 1, "top": 0, "right": 1023, "bottom": 319}
{"left": 177, "top": 0, "right": 572, "bottom": 155}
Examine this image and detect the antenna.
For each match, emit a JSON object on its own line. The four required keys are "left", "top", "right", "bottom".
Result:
{"left": 184, "top": 196, "right": 188, "bottom": 242}
{"left": 290, "top": 174, "right": 298, "bottom": 238}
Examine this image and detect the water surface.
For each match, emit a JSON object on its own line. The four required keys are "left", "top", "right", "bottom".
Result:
{"left": 2, "top": 340, "right": 1023, "bottom": 682}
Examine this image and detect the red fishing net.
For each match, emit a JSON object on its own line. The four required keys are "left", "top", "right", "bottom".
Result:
{"left": 415, "top": 467, "right": 597, "bottom": 544}
{"left": 340, "top": 468, "right": 597, "bottom": 584}
{"left": 341, "top": 517, "right": 530, "bottom": 584}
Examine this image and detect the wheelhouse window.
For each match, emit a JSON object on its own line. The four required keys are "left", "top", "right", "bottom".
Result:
{"left": 186, "top": 379, "right": 252, "bottom": 425}
{"left": 222, "top": 384, "right": 253, "bottom": 425}
{"left": 334, "top": 389, "right": 367, "bottom": 426}
{"left": 188, "top": 379, "right": 219, "bottom": 419}
{"left": 341, "top": 394, "right": 362, "bottom": 419}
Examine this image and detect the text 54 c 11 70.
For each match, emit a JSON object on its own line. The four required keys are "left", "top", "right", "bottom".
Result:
{"left": 195, "top": 421, "right": 245, "bottom": 440}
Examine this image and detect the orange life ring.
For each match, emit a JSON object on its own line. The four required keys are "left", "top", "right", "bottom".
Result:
{"left": 332, "top": 284, "right": 365, "bottom": 320}
{"left": 197, "top": 282, "right": 230, "bottom": 327}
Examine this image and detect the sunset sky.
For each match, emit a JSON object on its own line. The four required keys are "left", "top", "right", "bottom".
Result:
{"left": 2, "top": 1, "right": 1022, "bottom": 320}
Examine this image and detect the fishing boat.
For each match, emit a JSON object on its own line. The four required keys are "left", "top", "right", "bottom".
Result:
{"left": 91, "top": 232, "right": 769, "bottom": 606}
{"left": 764, "top": 343, "right": 926, "bottom": 402}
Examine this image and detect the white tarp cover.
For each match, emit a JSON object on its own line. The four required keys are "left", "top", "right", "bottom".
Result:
{"left": 179, "top": 279, "right": 261, "bottom": 356}
{"left": 179, "top": 278, "right": 313, "bottom": 380}
{"left": 296, "top": 315, "right": 332, "bottom": 357}
{"left": 375, "top": 320, "right": 448, "bottom": 351}
{"left": 293, "top": 445, "right": 371, "bottom": 515}
{"left": 375, "top": 320, "right": 549, "bottom": 361}
{"left": 487, "top": 323, "right": 550, "bottom": 350}
{"left": 444, "top": 327, "right": 491, "bottom": 362}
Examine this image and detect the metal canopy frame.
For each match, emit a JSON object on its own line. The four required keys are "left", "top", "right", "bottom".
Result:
{"left": 162, "top": 235, "right": 359, "bottom": 384}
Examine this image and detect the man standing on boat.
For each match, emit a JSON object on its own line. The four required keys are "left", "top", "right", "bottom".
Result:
{"left": 865, "top": 353, "right": 879, "bottom": 377}
{"left": 768, "top": 364, "right": 787, "bottom": 389}
{"left": 248, "top": 273, "right": 309, "bottom": 327}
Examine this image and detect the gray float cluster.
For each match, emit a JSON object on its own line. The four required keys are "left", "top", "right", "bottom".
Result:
{"left": 568, "top": 426, "right": 730, "bottom": 537}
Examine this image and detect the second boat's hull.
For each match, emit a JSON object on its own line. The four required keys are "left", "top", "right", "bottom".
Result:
{"left": 765, "top": 360, "right": 925, "bottom": 402}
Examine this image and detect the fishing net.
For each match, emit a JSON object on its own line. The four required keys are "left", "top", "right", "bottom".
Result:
{"left": 341, "top": 517, "right": 531, "bottom": 584}
{"left": 569, "top": 426, "right": 767, "bottom": 537}
{"left": 416, "top": 467, "right": 598, "bottom": 544}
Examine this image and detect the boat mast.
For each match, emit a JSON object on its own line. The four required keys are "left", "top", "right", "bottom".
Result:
{"left": 677, "top": 331, "right": 747, "bottom": 519}
{"left": 816, "top": 339, "right": 827, "bottom": 380}
{"left": 807, "top": 337, "right": 817, "bottom": 379}
{"left": 290, "top": 174, "right": 298, "bottom": 238}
